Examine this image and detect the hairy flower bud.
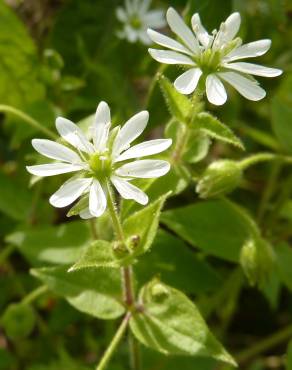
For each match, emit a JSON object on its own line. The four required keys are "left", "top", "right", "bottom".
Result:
{"left": 196, "top": 160, "right": 242, "bottom": 198}
{"left": 240, "top": 238, "right": 275, "bottom": 286}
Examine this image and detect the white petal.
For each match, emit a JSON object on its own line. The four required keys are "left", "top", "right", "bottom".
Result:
{"left": 174, "top": 68, "right": 202, "bottom": 95}
{"left": 214, "top": 12, "right": 241, "bottom": 49}
{"left": 79, "top": 208, "right": 94, "bottom": 219}
{"left": 113, "top": 111, "right": 149, "bottom": 157}
{"left": 124, "top": 25, "right": 138, "bottom": 43}
{"left": 191, "top": 13, "right": 212, "bottom": 48}
{"left": 115, "top": 139, "right": 172, "bottom": 162}
{"left": 148, "top": 49, "right": 195, "bottom": 65}
{"left": 32, "top": 139, "right": 81, "bottom": 164}
{"left": 49, "top": 177, "right": 92, "bottom": 208}
{"left": 224, "top": 39, "right": 271, "bottom": 62}
{"left": 147, "top": 29, "right": 192, "bottom": 55}
{"left": 116, "top": 7, "right": 127, "bottom": 22}
{"left": 218, "top": 71, "right": 266, "bottom": 101}
{"left": 89, "top": 180, "right": 107, "bottom": 217}
{"left": 116, "top": 159, "right": 170, "bottom": 178}
{"left": 166, "top": 7, "right": 200, "bottom": 54}
{"left": 223, "top": 62, "right": 282, "bottom": 77}
{"left": 111, "top": 176, "right": 148, "bottom": 205}
{"left": 26, "top": 163, "right": 86, "bottom": 177}
{"left": 140, "top": 0, "right": 151, "bottom": 14}
{"left": 56, "top": 117, "right": 94, "bottom": 154}
{"left": 143, "top": 10, "right": 166, "bottom": 29}
{"left": 206, "top": 74, "right": 227, "bottom": 105}
{"left": 138, "top": 29, "right": 152, "bottom": 45}
{"left": 94, "top": 101, "right": 111, "bottom": 151}
{"left": 223, "top": 12, "right": 241, "bottom": 42}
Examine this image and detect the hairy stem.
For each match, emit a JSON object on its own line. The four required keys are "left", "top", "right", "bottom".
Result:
{"left": 105, "top": 181, "right": 140, "bottom": 369}
{"left": 96, "top": 313, "right": 131, "bottom": 370}
{"left": 0, "top": 104, "right": 57, "bottom": 140}
{"left": 239, "top": 152, "right": 292, "bottom": 170}
{"left": 236, "top": 323, "right": 292, "bottom": 364}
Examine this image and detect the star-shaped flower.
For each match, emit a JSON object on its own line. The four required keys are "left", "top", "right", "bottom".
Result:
{"left": 116, "top": 0, "right": 166, "bottom": 45}
{"left": 27, "top": 102, "right": 172, "bottom": 218}
{"left": 148, "top": 8, "right": 282, "bottom": 105}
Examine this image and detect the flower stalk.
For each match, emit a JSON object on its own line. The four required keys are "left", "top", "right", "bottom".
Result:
{"left": 96, "top": 312, "right": 131, "bottom": 370}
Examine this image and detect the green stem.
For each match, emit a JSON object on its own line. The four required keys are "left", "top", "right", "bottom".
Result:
{"left": 89, "top": 219, "right": 99, "bottom": 240}
{"left": 239, "top": 152, "right": 292, "bottom": 170}
{"left": 105, "top": 181, "right": 140, "bottom": 369}
{"left": 0, "top": 244, "right": 16, "bottom": 264}
{"left": 171, "top": 123, "right": 189, "bottom": 164}
{"left": 0, "top": 104, "right": 57, "bottom": 140}
{"left": 96, "top": 313, "right": 131, "bottom": 370}
{"left": 22, "top": 285, "right": 48, "bottom": 305}
{"left": 236, "top": 323, "right": 292, "bottom": 364}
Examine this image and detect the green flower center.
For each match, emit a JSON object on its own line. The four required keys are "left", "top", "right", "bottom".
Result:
{"left": 195, "top": 48, "right": 222, "bottom": 75}
{"left": 88, "top": 151, "right": 112, "bottom": 180}
{"left": 130, "top": 16, "right": 142, "bottom": 29}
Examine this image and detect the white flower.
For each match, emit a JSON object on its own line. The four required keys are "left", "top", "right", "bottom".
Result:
{"left": 116, "top": 0, "right": 166, "bottom": 45}
{"left": 27, "top": 102, "right": 172, "bottom": 218}
{"left": 148, "top": 8, "right": 282, "bottom": 105}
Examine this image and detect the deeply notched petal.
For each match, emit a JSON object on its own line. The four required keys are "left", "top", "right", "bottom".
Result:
{"left": 89, "top": 179, "right": 107, "bottom": 217}
{"left": 224, "top": 62, "right": 282, "bottom": 77}
{"left": 94, "top": 101, "right": 111, "bottom": 151}
{"left": 224, "top": 39, "right": 271, "bottom": 62}
{"left": 218, "top": 71, "right": 266, "bottom": 101}
{"left": 49, "top": 178, "right": 92, "bottom": 208}
{"left": 26, "top": 163, "right": 86, "bottom": 177}
{"left": 147, "top": 29, "right": 192, "bottom": 55}
{"left": 206, "top": 74, "right": 227, "bottom": 106}
{"left": 174, "top": 68, "right": 202, "bottom": 95}
{"left": 115, "top": 139, "right": 172, "bottom": 162}
{"left": 116, "top": 159, "right": 170, "bottom": 178}
{"left": 111, "top": 176, "right": 148, "bottom": 205}
{"left": 32, "top": 139, "right": 82, "bottom": 164}
{"left": 56, "top": 117, "right": 94, "bottom": 154}
{"left": 166, "top": 7, "right": 200, "bottom": 54}
{"left": 112, "top": 111, "right": 149, "bottom": 157}
{"left": 148, "top": 49, "right": 195, "bottom": 65}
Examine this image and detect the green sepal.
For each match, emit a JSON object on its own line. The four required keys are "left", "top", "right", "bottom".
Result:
{"left": 31, "top": 266, "right": 125, "bottom": 320}
{"left": 129, "top": 279, "right": 237, "bottom": 366}
{"left": 195, "top": 112, "right": 244, "bottom": 150}
{"left": 158, "top": 74, "right": 203, "bottom": 123}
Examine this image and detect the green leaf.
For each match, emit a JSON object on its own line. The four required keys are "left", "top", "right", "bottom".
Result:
{"left": 70, "top": 193, "right": 170, "bottom": 270}
{"left": 161, "top": 199, "right": 250, "bottom": 262}
{"left": 275, "top": 243, "right": 292, "bottom": 291}
{"left": 31, "top": 266, "right": 124, "bottom": 320}
{"left": 1, "top": 303, "right": 35, "bottom": 339}
{"left": 136, "top": 230, "right": 222, "bottom": 295}
{"left": 130, "top": 280, "right": 236, "bottom": 366}
{"left": 0, "top": 171, "right": 32, "bottom": 221}
{"left": 271, "top": 95, "right": 292, "bottom": 153}
{"left": 158, "top": 74, "right": 194, "bottom": 123}
{"left": 195, "top": 112, "right": 244, "bottom": 150}
{"left": 6, "top": 221, "right": 91, "bottom": 266}
{"left": 0, "top": 2, "right": 44, "bottom": 107}
{"left": 122, "top": 192, "right": 171, "bottom": 255}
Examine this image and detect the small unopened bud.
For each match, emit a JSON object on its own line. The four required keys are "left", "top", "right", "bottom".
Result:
{"left": 240, "top": 238, "right": 275, "bottom": 287}
{"left": 112, "top": 241, "right": 128, "bottom": 257}
{"left": 196, "top": 160, "right": 242, "bottom": 198}
{"left": 130, "top": 235, "right": 140, "bottom": 249}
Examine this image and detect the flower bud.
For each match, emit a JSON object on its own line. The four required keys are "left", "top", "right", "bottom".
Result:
{"left": 240, "top": 237, "right": 275, "bottom": 287}
{"left": 196, "top": 160, "right": 242, "bottom": 198}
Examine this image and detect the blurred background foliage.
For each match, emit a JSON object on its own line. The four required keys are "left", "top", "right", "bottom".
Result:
{"left": 0, "top": 0, "right": 292, "bottom": 369}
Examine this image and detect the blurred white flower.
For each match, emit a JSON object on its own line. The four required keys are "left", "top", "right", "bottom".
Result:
{"left": 148, "top": 8, "right": 282, "bottom": 105}
{"left": 27, "top": 102, "right": 171, "bottom": 218}
{"left": 116, "top": 0, "right": 166, "bottom": 45}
